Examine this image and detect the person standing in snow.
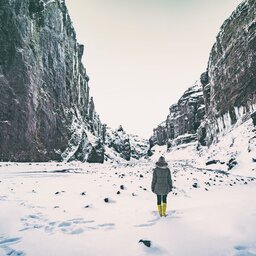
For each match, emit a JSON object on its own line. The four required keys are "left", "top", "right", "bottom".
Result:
{"left": 151, "top": 156, "right": 173, "bottom": 217}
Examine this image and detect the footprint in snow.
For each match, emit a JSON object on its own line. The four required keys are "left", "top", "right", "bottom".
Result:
{"left": 234, "top": 245, "right": 256, "bottom": 256}
{"left": 0, "top": 237, "right": 21, "bottom": 246}
{"left": 134, "top": 222, "right": 156, "bottom": 228}
{"left": 149, "top": 210, "right": 181, "bottom": 221}
{"left": 61, "top": 227, "right": 84, "bottom": 235}
{"left": 0, "top": 196, "right": 8, "bottom": 201}
{"left": 97, "top": 223, "right": 115, "bottom": 230}
{"left": 70, "top": 228, "right": 84, "bottom": 235}
{"left": 1, "top": 247, "right": 25, "bottom": 256}
{"left": 19, "top": 213, "right": 46, "bottom": 231}
{"left": 68, "top": 218, "right": 95, "bottom": 225}
{"left": 45, "top": 218, "right": 97, "bottom": 235}
{"left": 0, "top": 236, "right": 24, "bottom": 256}
{"left": 58, "top": 221, "right": 72, "bottom": 227}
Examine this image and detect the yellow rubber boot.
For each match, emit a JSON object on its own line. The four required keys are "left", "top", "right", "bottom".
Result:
{"left": 162, "top": 203, "right": 167, "bottom": 217}
{"left": 157, "top": 204, "right": 163, "bottom": 217}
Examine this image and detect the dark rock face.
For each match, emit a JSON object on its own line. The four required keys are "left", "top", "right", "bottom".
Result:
{"left": 151, "top": 0, "right": 256, "bottom": 150}
{"left": 0, "top": 0, "right": 104, "bottom": 162}
{"left": 104, "top": 126, "right": 149, "bottom": 161}
{"left": 201, "top": 0, "right": 256, "bottom": 145}
{"left": 150, "top": 83, "right": 205, "bottom": 147}
{"left": 251, "top": 112, "right": 256, "bottom": 126}
{"left": 150, "top": 123, "right": 167, "bottom": 146}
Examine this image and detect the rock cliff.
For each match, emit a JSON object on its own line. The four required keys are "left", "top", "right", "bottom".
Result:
{"left": 105, "top": 126, "right": 149, "bottom": 161}
{"left": 151, "top": 0, "right": 256, "bottom": 150}
{"left": 199, "top": 0, "right": 256, "bottom": 145}
{"left": 0, "top": 0, "right": 104, "bottom": 162}
{"left": 150, "top": 83, "right": 205, "bottom": 148}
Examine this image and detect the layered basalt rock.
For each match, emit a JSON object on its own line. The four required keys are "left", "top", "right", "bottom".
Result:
{"left": 0, "top": 0, "right": 104, "bottom": 162}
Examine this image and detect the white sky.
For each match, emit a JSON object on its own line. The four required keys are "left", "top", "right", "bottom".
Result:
{"left": 65, "top": 0, "right": 242, "bottom": 138}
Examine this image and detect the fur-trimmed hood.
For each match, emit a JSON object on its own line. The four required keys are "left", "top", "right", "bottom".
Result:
{"left": 155, "top": 156, "right": 168, "bottom": 168}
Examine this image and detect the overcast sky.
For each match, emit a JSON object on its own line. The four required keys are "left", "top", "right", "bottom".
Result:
{"left": 65, "top": 0, "right": 242, "bottom": 138}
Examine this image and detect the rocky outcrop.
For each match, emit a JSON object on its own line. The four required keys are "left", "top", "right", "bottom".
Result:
{"left": 0, "top": 0, "right": 104, "bottom": 162}
{"left": 129, "top": 134, "right": 149, "bottom": 160}
{"left": 199, "top": 0, "right": 256, "bottom": 145}
{"left": 105, "top": 126, "right": 149, "bottom": 161}
{"left": 105, "top": 126, "right": 131, "bottom": 161}
{"left": 150, "top": 83, "right": 205, "bottom": 148}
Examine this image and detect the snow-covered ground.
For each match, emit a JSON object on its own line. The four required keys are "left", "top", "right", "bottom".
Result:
{"left": 0, "top": 119, "right": 256, "bottom": 256}
{"left": 0, "top": 160, "right": 256, "bottom": 256}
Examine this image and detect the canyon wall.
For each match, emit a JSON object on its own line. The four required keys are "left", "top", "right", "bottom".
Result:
{"left": 199, "top": 0, "right": 256, "bottom": 145}
{"left": 150, "top": 83, "right": 205, "bottom": 148}
{"left": 151, "top": 0, "right": 256, "bottom": 149}
{"left": 0, "top": 0, "right": 104, "bottom": 162}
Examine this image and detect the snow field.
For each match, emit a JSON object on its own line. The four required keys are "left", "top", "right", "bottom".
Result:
{"left": 0, "top": 159, "right": 256, "bottom": 256}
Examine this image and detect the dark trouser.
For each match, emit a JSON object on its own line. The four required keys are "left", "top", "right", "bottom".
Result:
{"left": 157, "top": 195, "right": 167, "bottom": 205}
